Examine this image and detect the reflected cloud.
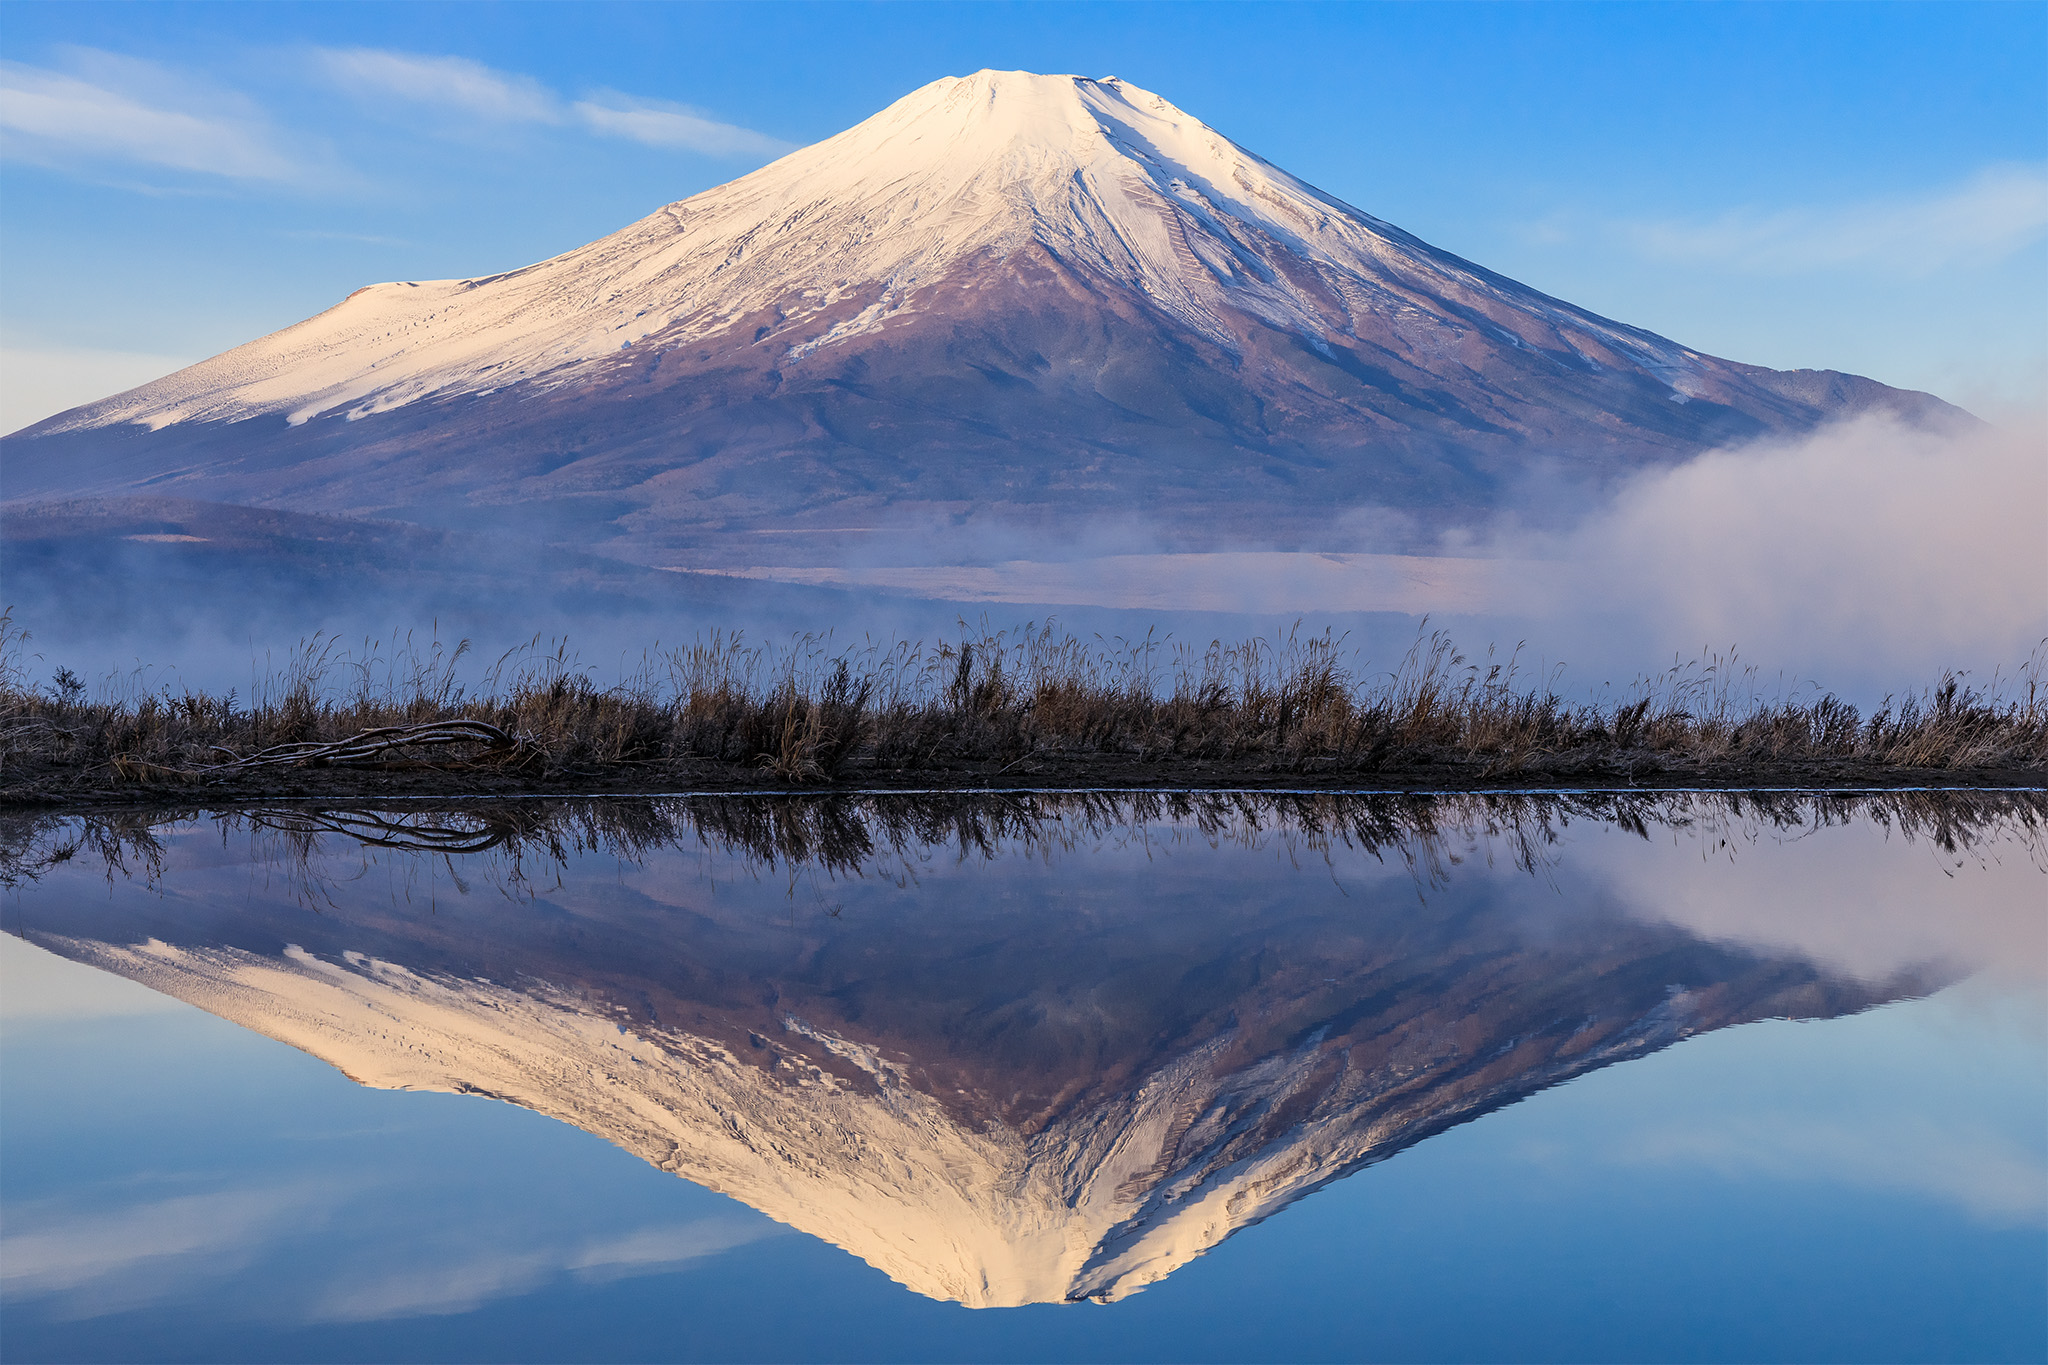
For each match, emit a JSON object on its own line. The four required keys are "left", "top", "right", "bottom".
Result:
{"left": 0, "top": 1183, "right": 342, "bottom": 1316}
{"left": 307, "top": 1217, "right": 775, "bottom": 1322}
{"left": 1592, "top": 809, "right": 2048, "bottom": 989}
{"left": 571, "top": 1218, "right": 778, "bottom": 1281}
{"left": 1620, "top": 1116, "right": 2048, "bottom": 1228}
{"left": 311, "top": 1249, "right": 557, "bottom": 1323}
{"left": 0, "top": 1175, "right": 775, "bottom": 1325}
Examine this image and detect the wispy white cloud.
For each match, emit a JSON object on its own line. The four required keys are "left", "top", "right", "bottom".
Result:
{"left": 1604, "top": 164, "right": 2048, "bottom": 274}
{"left": 572, "top": 93, "right": 794, "bottom": 157}
{"left": 0, "top": 51, "right": 307, "bottom": 184}
{"left": 281, "top": 229, "right": 412, "bottom": 246}
{"left": 0, "top": 43, "right": 790, "bottom": 197}
{"left": 311, "top": 47, "right": 790, "bottom": 158}
{"left": 312, "top": 48, "right": 560, "bottom": 125}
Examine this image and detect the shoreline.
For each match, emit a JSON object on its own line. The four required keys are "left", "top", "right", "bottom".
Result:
{"left": 7, "top": 757, "right": 2043, "bottom": 811}
{"left": 9, "top": 623, "right": 2041, "bottom": 812}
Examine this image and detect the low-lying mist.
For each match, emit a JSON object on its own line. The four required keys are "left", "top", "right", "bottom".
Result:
{"left": 4, "top": 410, "right": 2038, "bottom": 713}
{"left": 1472, "top": 409, "right": 2048, "bottom": 699}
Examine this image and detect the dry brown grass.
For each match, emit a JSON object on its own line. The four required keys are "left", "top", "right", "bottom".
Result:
{"left": 3, "top": 614, "right": 2043, "bottom": 791}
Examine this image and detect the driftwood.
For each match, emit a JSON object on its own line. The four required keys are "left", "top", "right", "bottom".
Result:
{"left": 246, "top": 807, "right": 524, "bottom": 854}
{"left": 112, "top": 719, "right": 536, "bottom": 784}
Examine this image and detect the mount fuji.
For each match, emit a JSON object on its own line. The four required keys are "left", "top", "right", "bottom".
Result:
{"left": 4, "top": 70, "right": 1958, "bottom": 566}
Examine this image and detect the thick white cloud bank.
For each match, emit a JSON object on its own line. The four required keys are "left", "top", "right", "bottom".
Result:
{"left": 1489, "top": 411, "right": 2048, "bottom": 697}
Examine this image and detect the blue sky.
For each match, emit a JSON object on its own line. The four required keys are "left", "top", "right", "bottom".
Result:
{"left": 3, "top": 0, "right": 2044, "bottom": 430}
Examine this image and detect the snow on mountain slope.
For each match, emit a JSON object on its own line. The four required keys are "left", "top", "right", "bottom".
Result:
{"left": 43, "top": 71, "right": 1708, "bottom": 436}
{"left": 9, "top": 71, "right": 1962, "bottom": 562}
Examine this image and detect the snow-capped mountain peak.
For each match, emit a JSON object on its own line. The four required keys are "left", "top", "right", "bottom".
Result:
{"left": 42, "top": 70, "right": 1674, "bottom": 434}
{"left": 11, "top": 70, "right": 1957, "bottom": 558}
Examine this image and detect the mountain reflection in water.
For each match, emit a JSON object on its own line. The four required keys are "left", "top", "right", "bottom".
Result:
{"left": 3, "top": 792, "right": 2039, "bottom": 1308}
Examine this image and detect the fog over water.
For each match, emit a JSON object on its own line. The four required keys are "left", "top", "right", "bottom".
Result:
{"left": 1474, "top": 409, "right": 2048, "bottom": 698}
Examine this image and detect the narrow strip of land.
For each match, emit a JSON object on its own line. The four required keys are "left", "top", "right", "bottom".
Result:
{"left": 5, "top": 627, "right": 2039, "bottom": 808}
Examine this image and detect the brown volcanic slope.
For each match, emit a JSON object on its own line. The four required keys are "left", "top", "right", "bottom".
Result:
{"left": 2, "top": 71, "right": 1960, "bottom": 566}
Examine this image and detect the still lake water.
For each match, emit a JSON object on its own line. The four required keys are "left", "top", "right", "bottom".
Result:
{"left": 2, "top": 792, "right": 2042, "bottom": 1363}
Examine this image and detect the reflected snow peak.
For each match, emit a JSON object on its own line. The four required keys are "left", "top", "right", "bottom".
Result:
{"left": 3, "top": 792, "right": 2036, "bottom": 1305}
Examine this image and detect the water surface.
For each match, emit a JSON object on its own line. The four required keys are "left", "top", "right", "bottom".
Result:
{"left": 3, "top": 793, "right": 2043, "bottom": 1361}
